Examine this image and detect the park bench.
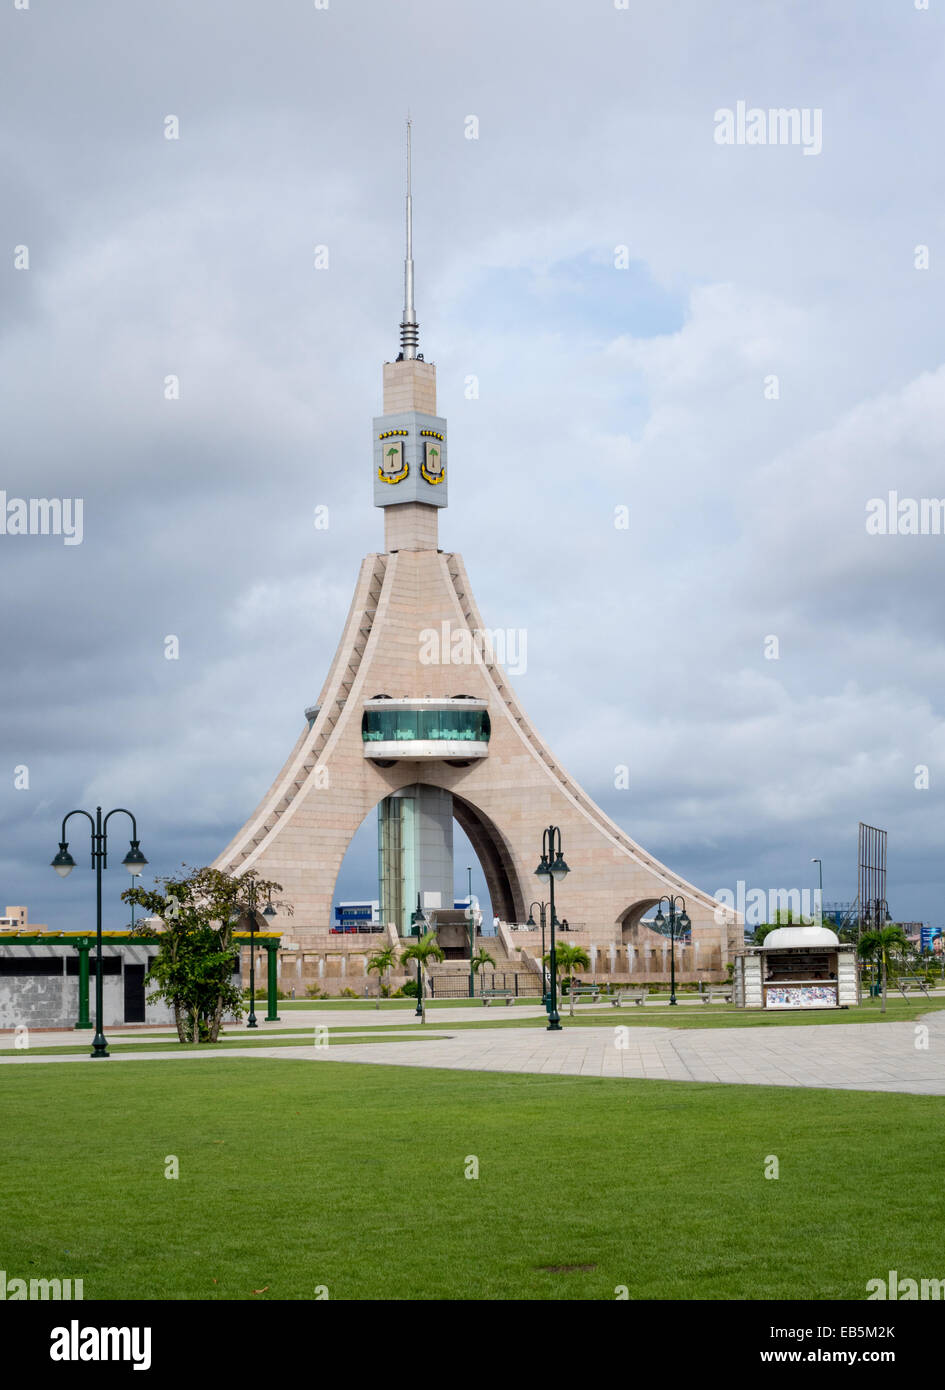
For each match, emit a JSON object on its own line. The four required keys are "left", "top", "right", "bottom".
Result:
{"left": 480, "top": 990, "right": 515, "bottom": 1006}
{"left": 611, "top": 986, "right": 648, "bottom": 1007}
{"left": 896, "top": 977, "right": 931, "bottom": 999}
{"left": 701, "top": 986, "right": 733, "bottom": 1004}
{"left": 570, "top": 986, "right": 602, "bottom": 1003}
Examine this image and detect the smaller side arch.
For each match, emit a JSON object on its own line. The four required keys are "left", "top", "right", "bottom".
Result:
{"left": 617, "top": 899, "right": 660, "bottom": 942}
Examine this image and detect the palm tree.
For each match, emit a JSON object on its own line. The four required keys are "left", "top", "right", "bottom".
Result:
{"left": 543, "top": 941, "right": 590, "bottom": 1017}
{"left": 470, "top": 947, "right": 496, "bottom": 994}
{"left": 399, "top": 931, "right": 445, "bottom": 1023}
{"left": 858, "top": 925, "right": 909, "bottom": 1014}
{"left": 367, "top": 946, "right": 397, "bottom": 1010}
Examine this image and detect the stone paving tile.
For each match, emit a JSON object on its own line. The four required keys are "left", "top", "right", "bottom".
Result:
{"left": 3, "top": 1016, "right": 945, "bottom": 1096}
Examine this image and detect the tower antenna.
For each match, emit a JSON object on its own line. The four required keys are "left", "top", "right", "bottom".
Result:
{"left": 400, "top": 117, "right": 419, "bottom": 360}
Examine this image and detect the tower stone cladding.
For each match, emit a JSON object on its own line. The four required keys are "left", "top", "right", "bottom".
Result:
{"left": 215, "top": 349, "right": 741, "bottom": 989}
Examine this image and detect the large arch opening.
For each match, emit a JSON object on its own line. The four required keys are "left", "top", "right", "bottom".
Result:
{"left": 451, "top": 791, "right": 522, "bottom": 926}
{"left": 329, "top": 782, "right": 522, "bottom": 944}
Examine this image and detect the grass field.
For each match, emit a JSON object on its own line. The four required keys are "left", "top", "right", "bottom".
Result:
{"left": 2, "top": 1058, "right": 942, "bottom": 1300}
{"left": 6, "top": 995, "right": 944, "bottom": 1057}
{"left": 272, "top": 995, "right": 945, "bottom": 1030}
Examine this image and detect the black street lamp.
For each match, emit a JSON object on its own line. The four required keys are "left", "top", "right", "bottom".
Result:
{"left": 652, "top": 895, "right": 690, "bottom": 1006}
{"left": 526, "top": 900, "right": 554, "bottom": 1010}
{"left": 410, "top": 894, "right": 425, "bottom": 1018}
{"left": 51, "top": 806, "right": 147, "bottom": 1059}
{"left": 243, "top": 881, "right": 276, "bottom": 1029}
{"left": 535, "top": 826, "right": 569, "bottom": 1032}
{"left": 465, "top": 864, "right": 475, "bottom": 999}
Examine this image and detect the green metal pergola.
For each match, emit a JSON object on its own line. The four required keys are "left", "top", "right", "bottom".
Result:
{"left": 0, "top": 930, "right": 283, "bottom": 1028}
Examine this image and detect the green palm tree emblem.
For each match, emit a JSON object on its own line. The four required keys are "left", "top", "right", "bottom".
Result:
{"left": 421, "top": 442, "right": 444, "bottom": 484}
{"left": 380, "top": 442, "right": 407, "bottom": 482}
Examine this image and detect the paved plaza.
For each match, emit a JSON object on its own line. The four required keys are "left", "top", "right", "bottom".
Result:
{"left": 2, "top": 1004, "right": 945, "bottom": 1095}
{"left": 301, "top": 1012, "right": 945, "bottom": 1094}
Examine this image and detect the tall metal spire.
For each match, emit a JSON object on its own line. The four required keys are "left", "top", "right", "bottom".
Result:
{"left": 399, "top": 118, "right": 419, "bottom": 360}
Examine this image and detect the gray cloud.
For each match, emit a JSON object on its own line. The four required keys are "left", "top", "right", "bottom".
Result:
{"left": 2, "top": 0, "right": 942, "bottom": 932}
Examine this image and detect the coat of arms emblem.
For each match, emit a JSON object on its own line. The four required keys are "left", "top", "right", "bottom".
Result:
{"left": 420, "top": 432, "right": 445, "bottom": 485}
{"left": 378, "top": 431, "right": 409, "bottom": 484}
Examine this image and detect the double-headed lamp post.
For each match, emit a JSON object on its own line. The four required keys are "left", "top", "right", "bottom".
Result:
{"left": 466, "top": 864, "right": 475, "bottom": 999}
{"left": 51, "top": 806, "right": 148, "bottom": 1059}
{"left": 535, "top": 826, "right": 569, "bottom": 1032}
{"left": 410, "top": 894, "right": 425, "bottom": 1018}
{"left": 526, "top": 901, "right": 553, "bottom": 1009}
{"left": 244, "top": 881, "right": 276, "bottom": 1029}
{"left": 653, "top": 895, "right": 690, "bottom": 1007}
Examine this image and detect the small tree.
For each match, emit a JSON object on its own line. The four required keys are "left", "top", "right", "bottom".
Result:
{"left": 124, "top": 866, "right": 291, "bottom": 1044}
{"left": 399, "top": 931, "right": 444, "bottom": 1023}
{"left": 367, "top": 946, "right": 397, "bottom": 1009}
{"left": 858, "top": 925, "right": 909, "bottom": 1015}
{"left": 471, "top": 947, "right": 496, "bottom": 994}
{"left": 544, "top": 941, "right": 590, "bottom": 1017}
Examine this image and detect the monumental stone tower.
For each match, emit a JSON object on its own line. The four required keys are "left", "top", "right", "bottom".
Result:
{"left": 215, "top": 126, "right": 741, "bottom": 989}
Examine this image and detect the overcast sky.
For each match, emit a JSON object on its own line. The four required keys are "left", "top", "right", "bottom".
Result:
{"left": 2, "top": 0, "right": 943, "bottom": 934}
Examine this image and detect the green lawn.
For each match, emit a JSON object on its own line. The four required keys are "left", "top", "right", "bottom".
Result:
{"left": 274, "top": 994, "right": 945, "bottom": 1028}
{"left": 14, "top": 1032, "right": 450, "bottom": 1056}
{"left": 1, "top": 1059, "right": 942, "bottom": 1300}
{"left": 7, "top": 995, "right": 944, "bottom": 1058}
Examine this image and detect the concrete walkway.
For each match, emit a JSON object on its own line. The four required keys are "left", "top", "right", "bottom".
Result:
{"left": 299, "top": 1015, "right": 945, "bottom": 1094}
{"left": 2, "top": 1012, "right": 945, "bottom": 1094}
{"left": 0, "top": 1002, "right": 551, "bottom": 1050}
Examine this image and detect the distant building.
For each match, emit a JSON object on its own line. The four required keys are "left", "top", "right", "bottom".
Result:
{"left": 332, "top": 901, "right": 381, "bottom": 934}
{"left": 0, "top": 906, "right": 46, "bottom": 931}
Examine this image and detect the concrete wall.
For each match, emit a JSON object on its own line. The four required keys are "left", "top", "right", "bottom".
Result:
{"left": 837, "top": 949, "right": 858, "bottom": 1006}
{"left": 733, "top": 953, "right": 763, "bottom": 1008}
{"left": 0, "top": 944, "right": 174, "bottom": 1030}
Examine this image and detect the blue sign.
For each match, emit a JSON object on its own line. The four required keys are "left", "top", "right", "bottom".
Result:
{"left": 334, "top": 903, "right": 374, "bottom": 923}
{"left": 920, "top": 927, "right": 943, "bottom": 953}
